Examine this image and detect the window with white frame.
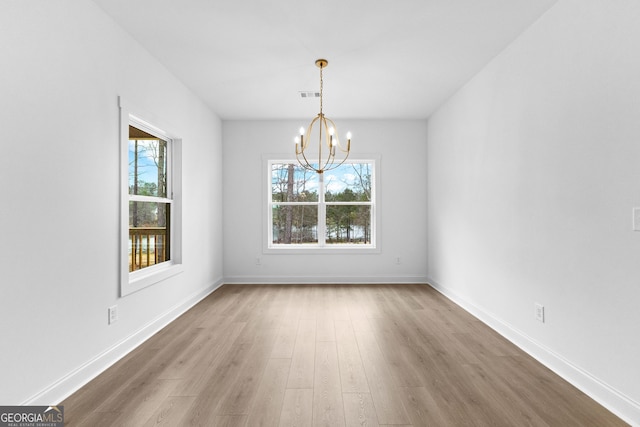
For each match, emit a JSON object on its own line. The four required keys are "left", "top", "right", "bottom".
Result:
{"left": 267, "top": 159, "right": 376, "bottom": 250}
{"left": 128, "top": 125, "right": 172, "bottom": 271}
{"left": 120, "top": 98, "right": 182, "bottom": 296}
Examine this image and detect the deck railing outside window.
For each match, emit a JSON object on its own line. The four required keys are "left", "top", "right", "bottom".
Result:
{"left": 129, "top": 227, "right": 168, "bottom": 271}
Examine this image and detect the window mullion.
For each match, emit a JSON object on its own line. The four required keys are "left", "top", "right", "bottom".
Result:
{"left": 271, "top": 202, "right": 318, "bottom": 206}
{"left": 318, "top": 172, "right": 326, "bottom": 246}
{"left": 129, "top": 195, "right": 173, "bottom": 203}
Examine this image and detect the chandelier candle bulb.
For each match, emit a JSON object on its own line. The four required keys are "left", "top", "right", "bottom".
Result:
{"left": 329, "top": 127, "right": 334, "bottom": 148}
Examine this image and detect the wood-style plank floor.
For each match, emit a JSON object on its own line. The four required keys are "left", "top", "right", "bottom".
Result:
{"left": 62, "top": 284, "right": 627, "bottom": 426}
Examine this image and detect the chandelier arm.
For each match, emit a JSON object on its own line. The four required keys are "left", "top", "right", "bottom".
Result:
{"left": 320, "top": 116, "right": 336, "bottom": 171}
{"left": 299, "top": 115, "right": 322, "bottom": 173}
{"left": 321, "top": 154, "right": 336, "bottom": 172}
{"left": 298, "top": 135, "right": 317, "bottom": 172}
{"left": 303, "top": 115, "right": 321, "bottom": 151}
{"left": 297, "top": 150, "right": 316, "bottom": 173}
{"left": 321, "top": 151, "right": 350, "bottom": 173}
{"left": 323, "top": 118, "right": 350, "bottom": 151}
{"left": 322, "top": 116, "right": 333, "bottom": 150}
{"left": 329, "top": 153, "right": 350, "bottom": 170}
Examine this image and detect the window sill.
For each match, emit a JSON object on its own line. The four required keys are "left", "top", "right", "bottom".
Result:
{"left": 265, "top": 245, "right": 379, "bottom": 255}
{"left": 123, "top": 262, "right": 184, "bottom": 296}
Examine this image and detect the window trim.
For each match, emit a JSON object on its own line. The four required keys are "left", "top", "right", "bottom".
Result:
{"left": 264, "top": 154, "right": 380, "bottom": 254}
{"left": 119, "top": 97, "right": 183, "bottom": 296}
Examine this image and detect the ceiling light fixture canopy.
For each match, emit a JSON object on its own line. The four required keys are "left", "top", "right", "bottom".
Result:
{"left": 295, "top": 59, "right": 351, "bottom": 174}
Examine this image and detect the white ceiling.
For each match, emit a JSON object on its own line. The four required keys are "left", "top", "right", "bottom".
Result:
{"left": 92, "top": 0, "right": 557, "bottom": 120}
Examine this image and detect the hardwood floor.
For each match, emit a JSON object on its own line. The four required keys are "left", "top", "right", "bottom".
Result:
{"left": 62, "top": 284, "right": 627, "bottom": 426}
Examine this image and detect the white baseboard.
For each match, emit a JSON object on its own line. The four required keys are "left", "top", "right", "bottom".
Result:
{"left": 223, "top": 274, "right": 429, "bottom": 285}
{"left": 24, "top": 279, "right": 224, "bottom": 406}
{"left": 427, "top": 277, "right": 640, "bottom": 427}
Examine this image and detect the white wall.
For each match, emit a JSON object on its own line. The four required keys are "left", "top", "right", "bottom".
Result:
{"left": 426, "top": 0, "right": 640, "bottom": 423}
{"left": 0, "top": 1, "right": 223, "bottom": 404}
{"left": 223, "top": 120, "right": 428, "bottom": 284}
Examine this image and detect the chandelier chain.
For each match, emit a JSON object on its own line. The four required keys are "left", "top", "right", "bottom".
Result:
{"left": 319, "top": 64, "right": 323, "bottom": 116}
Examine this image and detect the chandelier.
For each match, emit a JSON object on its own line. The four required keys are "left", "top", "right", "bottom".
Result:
{"left": 295, "top": 59, "right": 351, "bottom": 174}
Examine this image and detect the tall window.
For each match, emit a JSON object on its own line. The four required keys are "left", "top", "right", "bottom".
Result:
{"left": 268, "top": 160, "right": 376, "bottom": 249}
{"left": 128, "top": 125, "right": 171, "bottom": 271}
{"left": 119, "top": 97, "right": 182, "bottom": 296}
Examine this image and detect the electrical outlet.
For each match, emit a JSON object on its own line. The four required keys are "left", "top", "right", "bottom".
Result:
{"left": 395, "top": 257, "right": 401, "bottom": 265}
{"left": 633, "top": 208, "right": 640, "bottom": 231}
{"left": 256, "top": 256, "right": 261, "bottom": 265}
{"left": 534, "top": 303, "right": 544, "bottom": 323}
{"left": 108, "top": 305, "right": 118, "bottom": 324}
